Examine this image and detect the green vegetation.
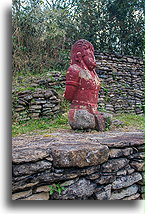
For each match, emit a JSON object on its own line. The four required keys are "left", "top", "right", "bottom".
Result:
{"left": 12, "top": 1, "right": 144, "bottom": 136}
{"left": 12, "top": 113, "right": 143, "bottom": 137}
{"left": 12, "top": 69, "right": 64, "bottom": 90}
{"left": 12, "top": 113, "right": 69, "bottom": 137}
{"left": 48, "top": 184, "right": 66, "bottom": 196}
{"left": 12, "top": 0, "right": 143, "bottom": 73}
{"left": 113, "top": 114, "right": 143, "bottom": 130}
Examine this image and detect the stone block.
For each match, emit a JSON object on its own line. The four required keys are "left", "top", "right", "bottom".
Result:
{"left": 44, "top": 91, "right": 53, "bottom": 99}
{"left": 110, "top": 184, "right": 138, "bottom": 200}
{"left": 33, "top": 93, "right": 44, "bottom": 98}
{"left": 101, "top": 158, "right": 129, "bottom": 172}
{"left": 22, "top": 192, "right": 49, "bottom": 200}
{"left": 130, "top": 160, "right": 144, "bottom": 172}
{"left": 69, "top": 109, "right": 96, "bottom": 130}
{"left": 122, "top": 193, "right": 140, "bottom": 200}
{"left": 51, "top": 143, "right": 109, "bottom": 168}
{"left": 29, "top": 105, "right": 42, "bottom": 109}
{"left": 109, "top": 148, "right": 133, "bottom": 158}
{"left": 61, "top": 178, "right": 79, "bottom": 187}
{"left": 42, "top": 103, "right": 55, "bottom": 108}
{"left": 79, "top": 165, "right": 100, "bottom": 175}
{"left": 35, "top": 185, "right": 50, "bottom": 193}
{"left": 128, "top": 152, "right": 144, "bottom": 159}
{"left": 116, "top": 169, "right": 127, "bottom": 176}
{"left": 112, "top": 172, "right": 142, "bottom": 189}
{"left": 95, "top": 184, "right": 111, "bottom": 200}
{"left": 13, "top": 160, "right": 52, "bottom": 176}
{"left": 52, "top": 105, "right": 60, "bottom": 112}
{"left": 96, "top": 174, "right": 116, "bottom": 184}
{"left": 52, "top": 178, "right": 96, "bottom": 200}
{"left": 86, "top": 172, "right": 100, "bottom": 180}
{"left": 12, "top": 190, "right": 32, "bottom": 200}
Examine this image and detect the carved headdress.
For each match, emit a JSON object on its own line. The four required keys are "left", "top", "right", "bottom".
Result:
{"left": 71, "top": 39, "right": 94, "bottom": 65}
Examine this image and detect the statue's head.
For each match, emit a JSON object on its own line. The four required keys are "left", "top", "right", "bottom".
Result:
{"left": 71, "top": 39, "right": 96, "bottom": 71}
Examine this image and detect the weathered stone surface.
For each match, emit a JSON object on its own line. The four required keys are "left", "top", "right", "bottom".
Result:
{"left": 13, "top": 160, "right": 52, "bottom": 176}
{"left": 130, "top": 160, "right": 144, "bottom": 172}
{"left": 13, "top": 169, "right": 81, "bottom": 192}
{"left": 34, "top": 185, "right": 50, "bottom": 193}
{"left": 112, "top": 119, "right": 124, "bottom": 127}
{"left": 12, "top": 131, "right": 144, "bottom": 200}
{"left": 95, "top": 184, "right": 111, "bottom": 200}
{"left": 79, "top": 165, "right": 100, "bottom": 175}
{"left": 86, "top": 172, "right": 100, "bottom": 180}
{"left": 101, "top": 132, "right": 143, "bottom": 148}
{"left": 69, "top": 110, "right": 96, "bottom": 130}
{"left": 137, "top": 179, "right": 144, "bottom": 185}
{"left": 12, "top": 181, "right": 39, "bottom": 192}
{"left": 22, "top": 192, "right": 49, "bottom": 200}
{"left": 137, "top": 145, "right": 144, "bottom": 152}
{"left": 52, "top": 178, "right": 96, "bottom": 200}
{"left": 12, "top": 131, "right": 143, "bottom": 164}
{"left": 12, "top": 136, "right": 53, "bottom": 163}
{"left": 138, "top": 186, "right": 145, "bottom": 194}
{"left": 110, "top": 184, "right": 138, "bottom": 200}
{"left": 128, "top": 152, "right": 144, "bottom": 159}
{"left": 51, "top": 143, "right": 109, "bottom": 168}
{"left": 126, "top": 165, "right": 135, "bottom": 175}
{"left": 122, "top": 193, "right": 140, "bottom": 200}
{"left": 43, "top": 103, "right": 55, "bottom": 108}
{"left": 33, "top": 93, "right": 44, "bottom": 98}
{"left": 12, "top": 190, "right": 32, "bottom": 200}
{"left": 117, "top": 169, "right": 127, "bottom": 176}
{"left": 112, "top": 172, "right": 142, "bottom": 189}
{"left": 61, "top": 178, "right": 79, "bottom": 187}
{"left": 12, "top": 89, "right": 61, "bottom": 122}
{"left": 96, "top": 174, "right": 116, "bottom": 184}
{"left": 95, "top": 113, "right": 106, "bottom": 131}
{"left": 15, "top": 107, "right": 26, "bottom": 112}
{"left": 34, "top": 100, "right": 47, "bottom": 104}
{"left": 109, "top": 148, "right": 133, "bottom": 158}
{"left": 29, "top": 105, "right": 42, "bottom": 109}
{"left": 52, "top": 105, "right": 60, "bottom": 111}
{"left": 101, "top": 158, "right": 129, "bottom": 172}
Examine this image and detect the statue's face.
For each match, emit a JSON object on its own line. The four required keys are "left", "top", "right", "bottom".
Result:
{"left": 82, "top": 43, "right": 96, "bottom": 71}
{"left": 71, "top": 40, "right": 96, "bottom": 71}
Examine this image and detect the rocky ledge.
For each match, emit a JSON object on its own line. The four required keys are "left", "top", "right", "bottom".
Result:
{"left": 12, "top": 131, "right": 144, "bottom": 200}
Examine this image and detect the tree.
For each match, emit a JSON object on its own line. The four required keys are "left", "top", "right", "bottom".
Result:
{"left": 12, "top": 0, "right": 144, "bottom": 73}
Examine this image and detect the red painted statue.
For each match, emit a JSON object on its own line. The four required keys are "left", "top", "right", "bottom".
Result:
{"left": 64, "top": 39, "right": 109, "bottom": 131}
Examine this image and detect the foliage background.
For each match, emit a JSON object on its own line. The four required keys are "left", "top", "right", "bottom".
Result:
{"left": 12, "top": 0, "right": 144, "bottom": 73}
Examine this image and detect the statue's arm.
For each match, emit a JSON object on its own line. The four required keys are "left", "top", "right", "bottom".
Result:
{"left": 64, "top": 67, "right": 80, "bottom": 101}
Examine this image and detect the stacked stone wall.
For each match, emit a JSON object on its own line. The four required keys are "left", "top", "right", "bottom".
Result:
{"left": 12, "top": 89, "right": 61, "bottom": 121}
{"left": 12, "top": 53, "right": 144, "bottom": 121}
{"left": 12, "top": 131, "right": 144, "bottom": 200}
{"left": 95, "top": 53, "right": 144, "bottom": 114}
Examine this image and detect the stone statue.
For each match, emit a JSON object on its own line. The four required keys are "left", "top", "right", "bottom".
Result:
{"left": 64, "top": 39, "right": 111, "bottom": 131}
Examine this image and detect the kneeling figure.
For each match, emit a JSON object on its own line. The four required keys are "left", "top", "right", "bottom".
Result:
{"left": 64, "top": 39, "right": 111, "bottom": 131}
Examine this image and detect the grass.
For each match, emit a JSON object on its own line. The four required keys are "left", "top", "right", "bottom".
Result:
{"left": 12, "top": 113, "right": 144, "bottom": 137}
{"left": 113, "top": 113, "right": 143, "bottom": 130}
{"left": 12, "top": 69, "right": 65, "bottom": 90}
{"left": 12, "top": 113, "right": 69, "bottom": 137}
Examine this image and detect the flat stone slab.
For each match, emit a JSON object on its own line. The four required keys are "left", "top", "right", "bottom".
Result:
{"left": 50, "top": 143, "right": 109, "bottom": 168}
{"left": 12, "top": 131, "right": 143, "bottom": 168}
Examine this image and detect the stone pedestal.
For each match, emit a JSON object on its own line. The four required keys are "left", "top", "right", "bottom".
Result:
{"left": 68, "top": 109, "right": 112, "bottom": 131}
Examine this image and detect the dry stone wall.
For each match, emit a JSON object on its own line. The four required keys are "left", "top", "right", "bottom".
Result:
{"left": 12, "top": 88, "right": 61, "bottom": 121}
{"left": 95, "top": 53, "right": 144, "bottom": 114}
{"left": 12, "top": 53, "right": 143, "bottom": 121}
{"left": 12, "top": 131, "right": 144, "bottom": 200}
